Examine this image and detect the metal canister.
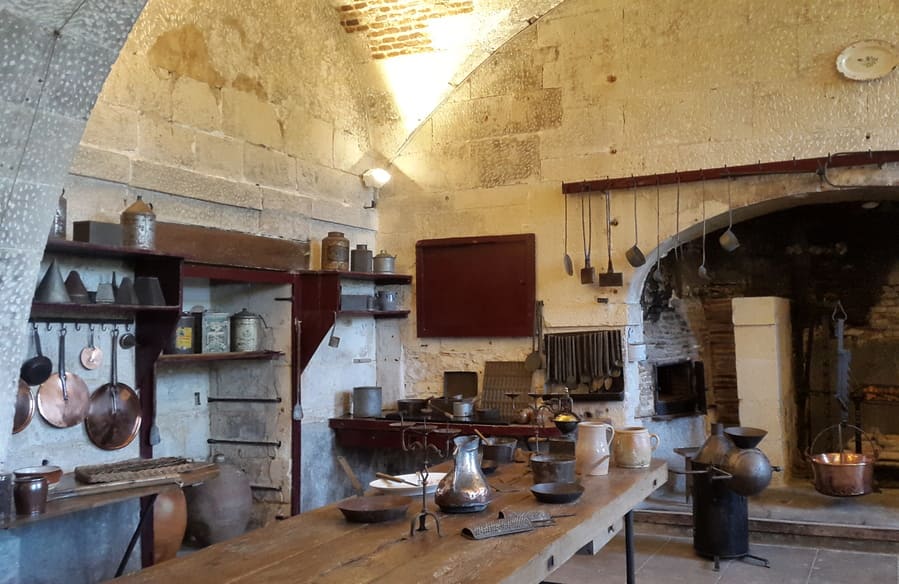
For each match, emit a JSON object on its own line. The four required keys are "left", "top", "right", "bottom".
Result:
{"left": 49, "top": 190, "right": 66, "bottom": 240}
{"left": 165, "top": 313, "right": 197, "bottom": 354}
{"left": 350, "top": 244, "right": 373, "bottom": 272}
{"left": 321, "top": 231, "right": 349, "bottom": 271}
{"left": 121, "top": 195, "right": 156, "bottom": 249}
{"left": 201, "top": 312, "right": 230, "bottom": 353}
{"left": 373, "top": 250, "right": 396, "bottom": 273}
{"left": 230, "top": 308, "right": 263, "bottom": 352}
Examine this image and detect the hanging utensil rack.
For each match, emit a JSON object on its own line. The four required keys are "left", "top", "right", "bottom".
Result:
{"left": 561, "top": 150, "right": 899, "bottom": 193}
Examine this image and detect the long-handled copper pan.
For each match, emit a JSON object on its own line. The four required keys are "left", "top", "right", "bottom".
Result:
{"left": 37, "top": 326, "right": 89, "bottom": 428}
{"left": 85, "top": 328, "right": 141, "bottom": 450}
{"left": 14, "top": 378, "right": 35, "bottom": 434}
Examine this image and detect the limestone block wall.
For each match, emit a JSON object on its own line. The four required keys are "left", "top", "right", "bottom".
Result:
{"left": 381, "top": 0, "right": 899, "bottom": 464}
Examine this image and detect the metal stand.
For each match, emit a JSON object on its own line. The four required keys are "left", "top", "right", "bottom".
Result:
{"left": 402, "top": 419, "right": 456, "bottom": 538}
{"left": 409, "top": 467, "right": 441, "bottom": 537}
{"left": 625, "top": 510, "right": 635, "bottom": 584}
{"left": 116, "top": 493, "right": 157, "bottom": 577}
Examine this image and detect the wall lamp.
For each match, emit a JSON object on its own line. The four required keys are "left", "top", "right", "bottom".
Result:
{"left": 362, "top": 168, "right": 391, "bottom": 208}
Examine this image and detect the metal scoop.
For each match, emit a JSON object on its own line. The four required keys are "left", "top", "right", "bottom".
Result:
{"left": 625, "top": 178, "right": 646, "bottom": 267}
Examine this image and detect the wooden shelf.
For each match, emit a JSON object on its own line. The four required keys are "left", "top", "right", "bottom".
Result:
{"left": 338, "top": 310, "right": 410, "bottom": 319}
{"left": 30, "top": 302, "right": 180, "bottom": 321}
{"left": 44, "top": 238, "right": 183, "bottom": 261}
{"left": 301, "top": 270, "right": 412, "bottom": 285}
{"left": 157, "top": 350, "right": 284, "bottom": 364}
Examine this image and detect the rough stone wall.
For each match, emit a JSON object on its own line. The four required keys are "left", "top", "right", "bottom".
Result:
{"left": 381, "top": 0, "right": 899, "bottom": 465}
{"left": 0, "top": 2, "right": 149, "bottom": 581}
{"left": 867, "top": 262, "right": 899, "bottom": 338}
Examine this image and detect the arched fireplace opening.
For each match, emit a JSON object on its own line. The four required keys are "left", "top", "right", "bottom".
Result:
{"left": 641, "top": 198, "right": 899, "bottom": 488}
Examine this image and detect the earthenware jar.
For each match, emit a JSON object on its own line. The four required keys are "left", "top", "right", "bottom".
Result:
{"left": 435, "top": 435, "right": 490, "bottom": 513}
{"left": 575, "top": 421, "right": 615, "bottom": 476}
{"left": 612, "top": 426, "right": 659, "bottom": 469}
{"left": 184, "top": 454, "right": 251, "bottom": 546}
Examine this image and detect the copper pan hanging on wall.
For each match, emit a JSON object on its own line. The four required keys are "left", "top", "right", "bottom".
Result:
{"left": 14, "top": 378, "right": 35, "bottom": 434}
{"left": 37, "top": 326, "right": 89, "bottom": 428}
{"left": 85, "top": 328, "right": 141, "bottom": 450}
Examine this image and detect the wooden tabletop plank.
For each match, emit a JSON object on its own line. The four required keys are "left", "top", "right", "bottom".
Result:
{"left": 119, "top": 460, "right": 666, "bottom": 583}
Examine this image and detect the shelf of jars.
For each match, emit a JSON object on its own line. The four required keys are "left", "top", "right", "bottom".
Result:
{"left": 156, "top": 350, "right": 284, "bottom": 364}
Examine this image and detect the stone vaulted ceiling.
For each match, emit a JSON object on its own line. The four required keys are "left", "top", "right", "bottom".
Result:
{"left": 328, "top": 0, "right": 565, "bottom": 152}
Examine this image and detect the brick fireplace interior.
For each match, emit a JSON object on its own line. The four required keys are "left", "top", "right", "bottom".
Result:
{"left": 642, "top": 198, "right": 899, "bottom": 485}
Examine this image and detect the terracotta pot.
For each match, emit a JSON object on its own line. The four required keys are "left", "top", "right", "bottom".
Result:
{"left": 185, "top": 455, "right": 252, "bottom": 546}
{"left": 154, "top": 486, "right": 187, "bottom": 563}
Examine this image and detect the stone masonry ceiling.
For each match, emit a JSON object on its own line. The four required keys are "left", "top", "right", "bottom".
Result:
{"left": 336, "top": 0, "right": 474, "bottom": 59}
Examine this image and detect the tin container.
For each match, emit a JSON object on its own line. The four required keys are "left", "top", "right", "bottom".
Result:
{"left": 49, "top": 190, "right": 66, "bottom": 240}
{"left": 121, "top": 196, "right": 156, "bottom": 250}
{"left": 373, "top": 250, "right": 396, "bottom": 274}
{"left": 0, "top": 473, "right": 13, "bottom": 524}
{"left": 231, "top": 308, "right": 264, "bottom": 352}
{"left": 201, "top": 312, "right": 231, "bottom": 353}
{"left": 350, "top": 244, "right": 373, "bottom": 272}
{"left": 322, "top": 231, "right": 349, "bottom": 271}
{"left": 166, "top": 313, "right": 197, "bottom": 354}
{"left": 352, "top": 386, "right": 382, "bottom": 418}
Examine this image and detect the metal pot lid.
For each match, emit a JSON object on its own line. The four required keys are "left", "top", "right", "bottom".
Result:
{"left": 84, "top": 383, "right": 141, "bottom": 451}
{"left": 374, "top": 250, "right": 395, "bottom": 258}
{"left": 14, "top": 379, "right": 34, "bottom": 434}
{"left": 232, "top": 308, "right": 261, "bottom": 319}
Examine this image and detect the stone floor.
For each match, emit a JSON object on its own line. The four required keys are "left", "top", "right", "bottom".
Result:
{"left": 544, "top": 479, "right": 899, "bottom": 584}
{"left": 545, "top": 532, "right": 899, "bottom": 584}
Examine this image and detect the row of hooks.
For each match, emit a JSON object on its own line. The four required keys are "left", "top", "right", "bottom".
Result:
{"left": 30, "top": 321, "right": 132, "bottom": 333}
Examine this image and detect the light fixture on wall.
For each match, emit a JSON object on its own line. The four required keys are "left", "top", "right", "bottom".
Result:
{"left": 362, "top": 168, "right": 391, "bottom": 208}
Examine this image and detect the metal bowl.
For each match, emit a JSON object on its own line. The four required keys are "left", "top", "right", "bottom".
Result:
{"left": 530, "top": 482, "right": 584, "bottom": 504}
{"left": 724, "top": 427, "right": 767, "bottom": 449}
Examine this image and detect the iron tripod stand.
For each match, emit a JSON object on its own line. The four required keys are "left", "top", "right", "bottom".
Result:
{"left": 401, "top": 419, "right": 458, "bottom": 537}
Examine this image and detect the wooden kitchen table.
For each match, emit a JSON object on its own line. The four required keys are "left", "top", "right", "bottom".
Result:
{"left": 117, "top": 459, "right": 667, "bottom": 583}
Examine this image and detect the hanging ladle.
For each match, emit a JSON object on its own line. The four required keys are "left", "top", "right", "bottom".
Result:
{"left": 625, "top": 177, "right": 646, "bottom": 267}
{"left": 563, "top": 191, "right": 573, "bottom": 276}
{"left": 580, "top": 190, "right": 595, "bottom": 284}
{"left": 719, "top": 168, "right": 740, "bottom": 252}
{"left": 653, "top": 177, "right": 664, "bottom": 283}
{"left": 698, "top": 172, "right": 711, "bottom": 280}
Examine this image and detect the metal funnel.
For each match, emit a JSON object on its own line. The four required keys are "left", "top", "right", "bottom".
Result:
{"left": 35, "top": 260, "right": 71, "bottom": 303}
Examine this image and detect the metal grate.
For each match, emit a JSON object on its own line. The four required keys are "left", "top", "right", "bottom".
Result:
{"left": 481, "top": 361, "right": 532, "bottom": 421}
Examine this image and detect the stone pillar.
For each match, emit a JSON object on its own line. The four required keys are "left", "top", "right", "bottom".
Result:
{"left": 732, "top": 297, "right": 794, "bottom": 486}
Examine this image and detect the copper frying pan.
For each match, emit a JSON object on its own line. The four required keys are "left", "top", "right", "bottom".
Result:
{"left": 14, "top": 378, "right": 35, "bottom": 434}
{"left": 85, "top": 328, "right": 141, "bottom": 450}
{"left": 37, "top": 326, "right": 89, "bottom": 428}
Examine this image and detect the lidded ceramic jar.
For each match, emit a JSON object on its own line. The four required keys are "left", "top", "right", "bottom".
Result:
{"left": 322, "top": 231, "right": 350, "bottom": 271}
{"left": 121, "top": 195, "right": 156, "bottom": 249}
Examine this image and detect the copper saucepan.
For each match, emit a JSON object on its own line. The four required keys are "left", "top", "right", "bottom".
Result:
{"left": 37, "top": 326, "right": 89, "bottom": 428}
{"left": 14, "top": 378, "right": 35, "bottom": 434}
{"left": 85, "top": 328, "right": 141, "bottom": 450}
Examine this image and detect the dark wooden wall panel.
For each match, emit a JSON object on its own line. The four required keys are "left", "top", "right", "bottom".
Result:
{"left": 416, "top": 234, "right": 535, "bottom": 337}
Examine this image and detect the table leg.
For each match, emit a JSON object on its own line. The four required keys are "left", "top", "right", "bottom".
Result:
{"left": 625, "top": 510, "right": 635, "bottom": 584}
{"left": 116, "top": 494, "right": 158, "bottom": 578}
